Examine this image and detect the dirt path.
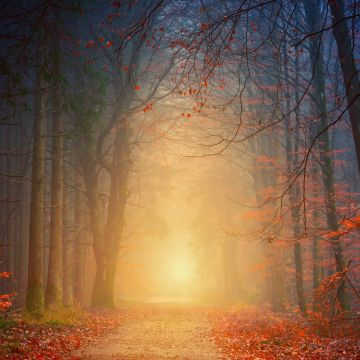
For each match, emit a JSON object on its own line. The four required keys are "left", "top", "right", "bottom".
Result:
{"left": 76, "top": 305, "right": 221, "bottom": 360}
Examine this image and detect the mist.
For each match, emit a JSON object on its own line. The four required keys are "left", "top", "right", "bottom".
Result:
{"left": 0, "top": 1, "right": 359, "bottom": 359}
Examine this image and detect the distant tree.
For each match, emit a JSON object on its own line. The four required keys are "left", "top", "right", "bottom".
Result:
{"left": 26, "top": 30, "right": 48, "bottom": 316}
{"left": 46, "top": 9, "right": 64, "bottom": 310}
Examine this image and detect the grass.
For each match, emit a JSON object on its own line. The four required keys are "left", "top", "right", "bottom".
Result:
{"left": 0, "top": 317, "right": 17, "bottom": 330}
{"left": 0, "top": 306, "right": 89, "bottom": 359}
{"left": 22, "top": 306, "right": 85, "bottom": 327}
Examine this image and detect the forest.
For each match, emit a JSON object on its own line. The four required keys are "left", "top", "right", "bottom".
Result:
{"left": 0, "top": 0, "right": 359, "bottom": 359}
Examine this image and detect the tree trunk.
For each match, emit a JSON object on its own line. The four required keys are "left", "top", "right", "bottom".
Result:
{"left": 309, "top": 131, "right": 323, "bottom": 297}
{"left": 26, "top": 38, "right": 48, "bottom": 316}
{"left": 247, "top": 85, "right": 286, "bottom": 312}
{"left": 73, "top": 172, "right": 84, "bottom": 304}
{"left": 17, "top": 167, "right": 28, "bottom": 304}
{"left": 63, "top": 224, "right": 73, "bottom": 307}
{"left": 283, "top": 33, "right": 307, "bottom": 313}
{"left": 79, "top": 151, "right": 105, "bottom": 306}
{"left": 5, "top": 124, "right": 14, "bottom": 295}
{"left": 17, "top": 126, "right": 29, "bottom": 304}
{"left": 46, "top": 14, "right": 64, "bottom": 309}
{"left": 104, "top": 255, "right": 118, "bottom": 306}
{"left": 304, "top": 0, "right": 347, "bottom": 311}
{"left": 90, "top": 128, "right": 129, "bottom": 307}
{"left": 63, "top": 154, "right": 73, "bottom": 307}
{"left": 329, "top": 0, "right": 360, "bottom": 174}
{"left": 311, "top": 208, "right": 322, "bottom": 286}
{"left": 91, "top": 255, "right": 107, "bottom": 306}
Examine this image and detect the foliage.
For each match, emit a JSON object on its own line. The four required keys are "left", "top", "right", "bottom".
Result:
{"left": 0, "top": 273, "right": 16, "bottom": 312}
{"left": 211, "top": 307, "right": 360, "bottom": 360}
{"left": 0, "top": 309, "right": 124, "bottom": 359}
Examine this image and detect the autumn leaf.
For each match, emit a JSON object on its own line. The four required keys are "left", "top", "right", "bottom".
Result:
{"left": 324, "top": 230, "right": 346, "bottom": 239}
{"left": 0, "top": 272, "right": 11, "bottom": 278}
{"left": 134, "top": 85, "right": 141, "bottom": 91}
{"left": 143, "top": 103, "right": 153, "bottom": 113}
{"left": 85, "top": 40, "right": 95, "bottom": 48}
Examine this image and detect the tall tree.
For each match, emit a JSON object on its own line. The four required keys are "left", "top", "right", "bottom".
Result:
{"left": 26, "top": 33, "right": 48, "bottom": 316}
{"left": 329, "top": 0, "right": 360, "bottom": 175}
{"left": 45, "top": 10, "right": 64, "bottom": 309}
{"left": 303, "top": 0, "right": 347, "bottom": 310}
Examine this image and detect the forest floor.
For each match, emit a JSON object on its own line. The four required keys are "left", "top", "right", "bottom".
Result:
{"left": 77, "top": 304, "right": 219, "bottom": 359}
{"left": 0, "top": 304, "right": 359, "bottom": 359}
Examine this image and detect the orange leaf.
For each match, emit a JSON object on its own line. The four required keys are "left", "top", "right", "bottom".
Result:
{"left": 143, "top": 103, "right": 153, "bottom": 113}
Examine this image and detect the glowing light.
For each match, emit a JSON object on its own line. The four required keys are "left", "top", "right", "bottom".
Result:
{"left": 171, "top": 259, "right": 193, "bottom": 283}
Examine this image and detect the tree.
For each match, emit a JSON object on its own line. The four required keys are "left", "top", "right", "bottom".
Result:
{"left": 329, "top": 0, "right": 360, "bottom": 175}
{"left": 303, "top": 0, "right": 347, "bottom": 310}
{"left": 46, "top": 10, "right": 64, "bottom": 310}
{"left": 26, "top": 31, "right": 48, "bottom": 316}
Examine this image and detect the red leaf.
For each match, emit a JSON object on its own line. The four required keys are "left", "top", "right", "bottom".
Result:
{"left": 0, "top": 272, "right": 11, "bottom": 278}
{"left": 134, "top": 85, "right": 141, "bottom": 91}
{"left": 143, "top": 103, "right": 153, "bottom": 113}
{"left": 85, "top": 40, "right": 95, "bottom": 49}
